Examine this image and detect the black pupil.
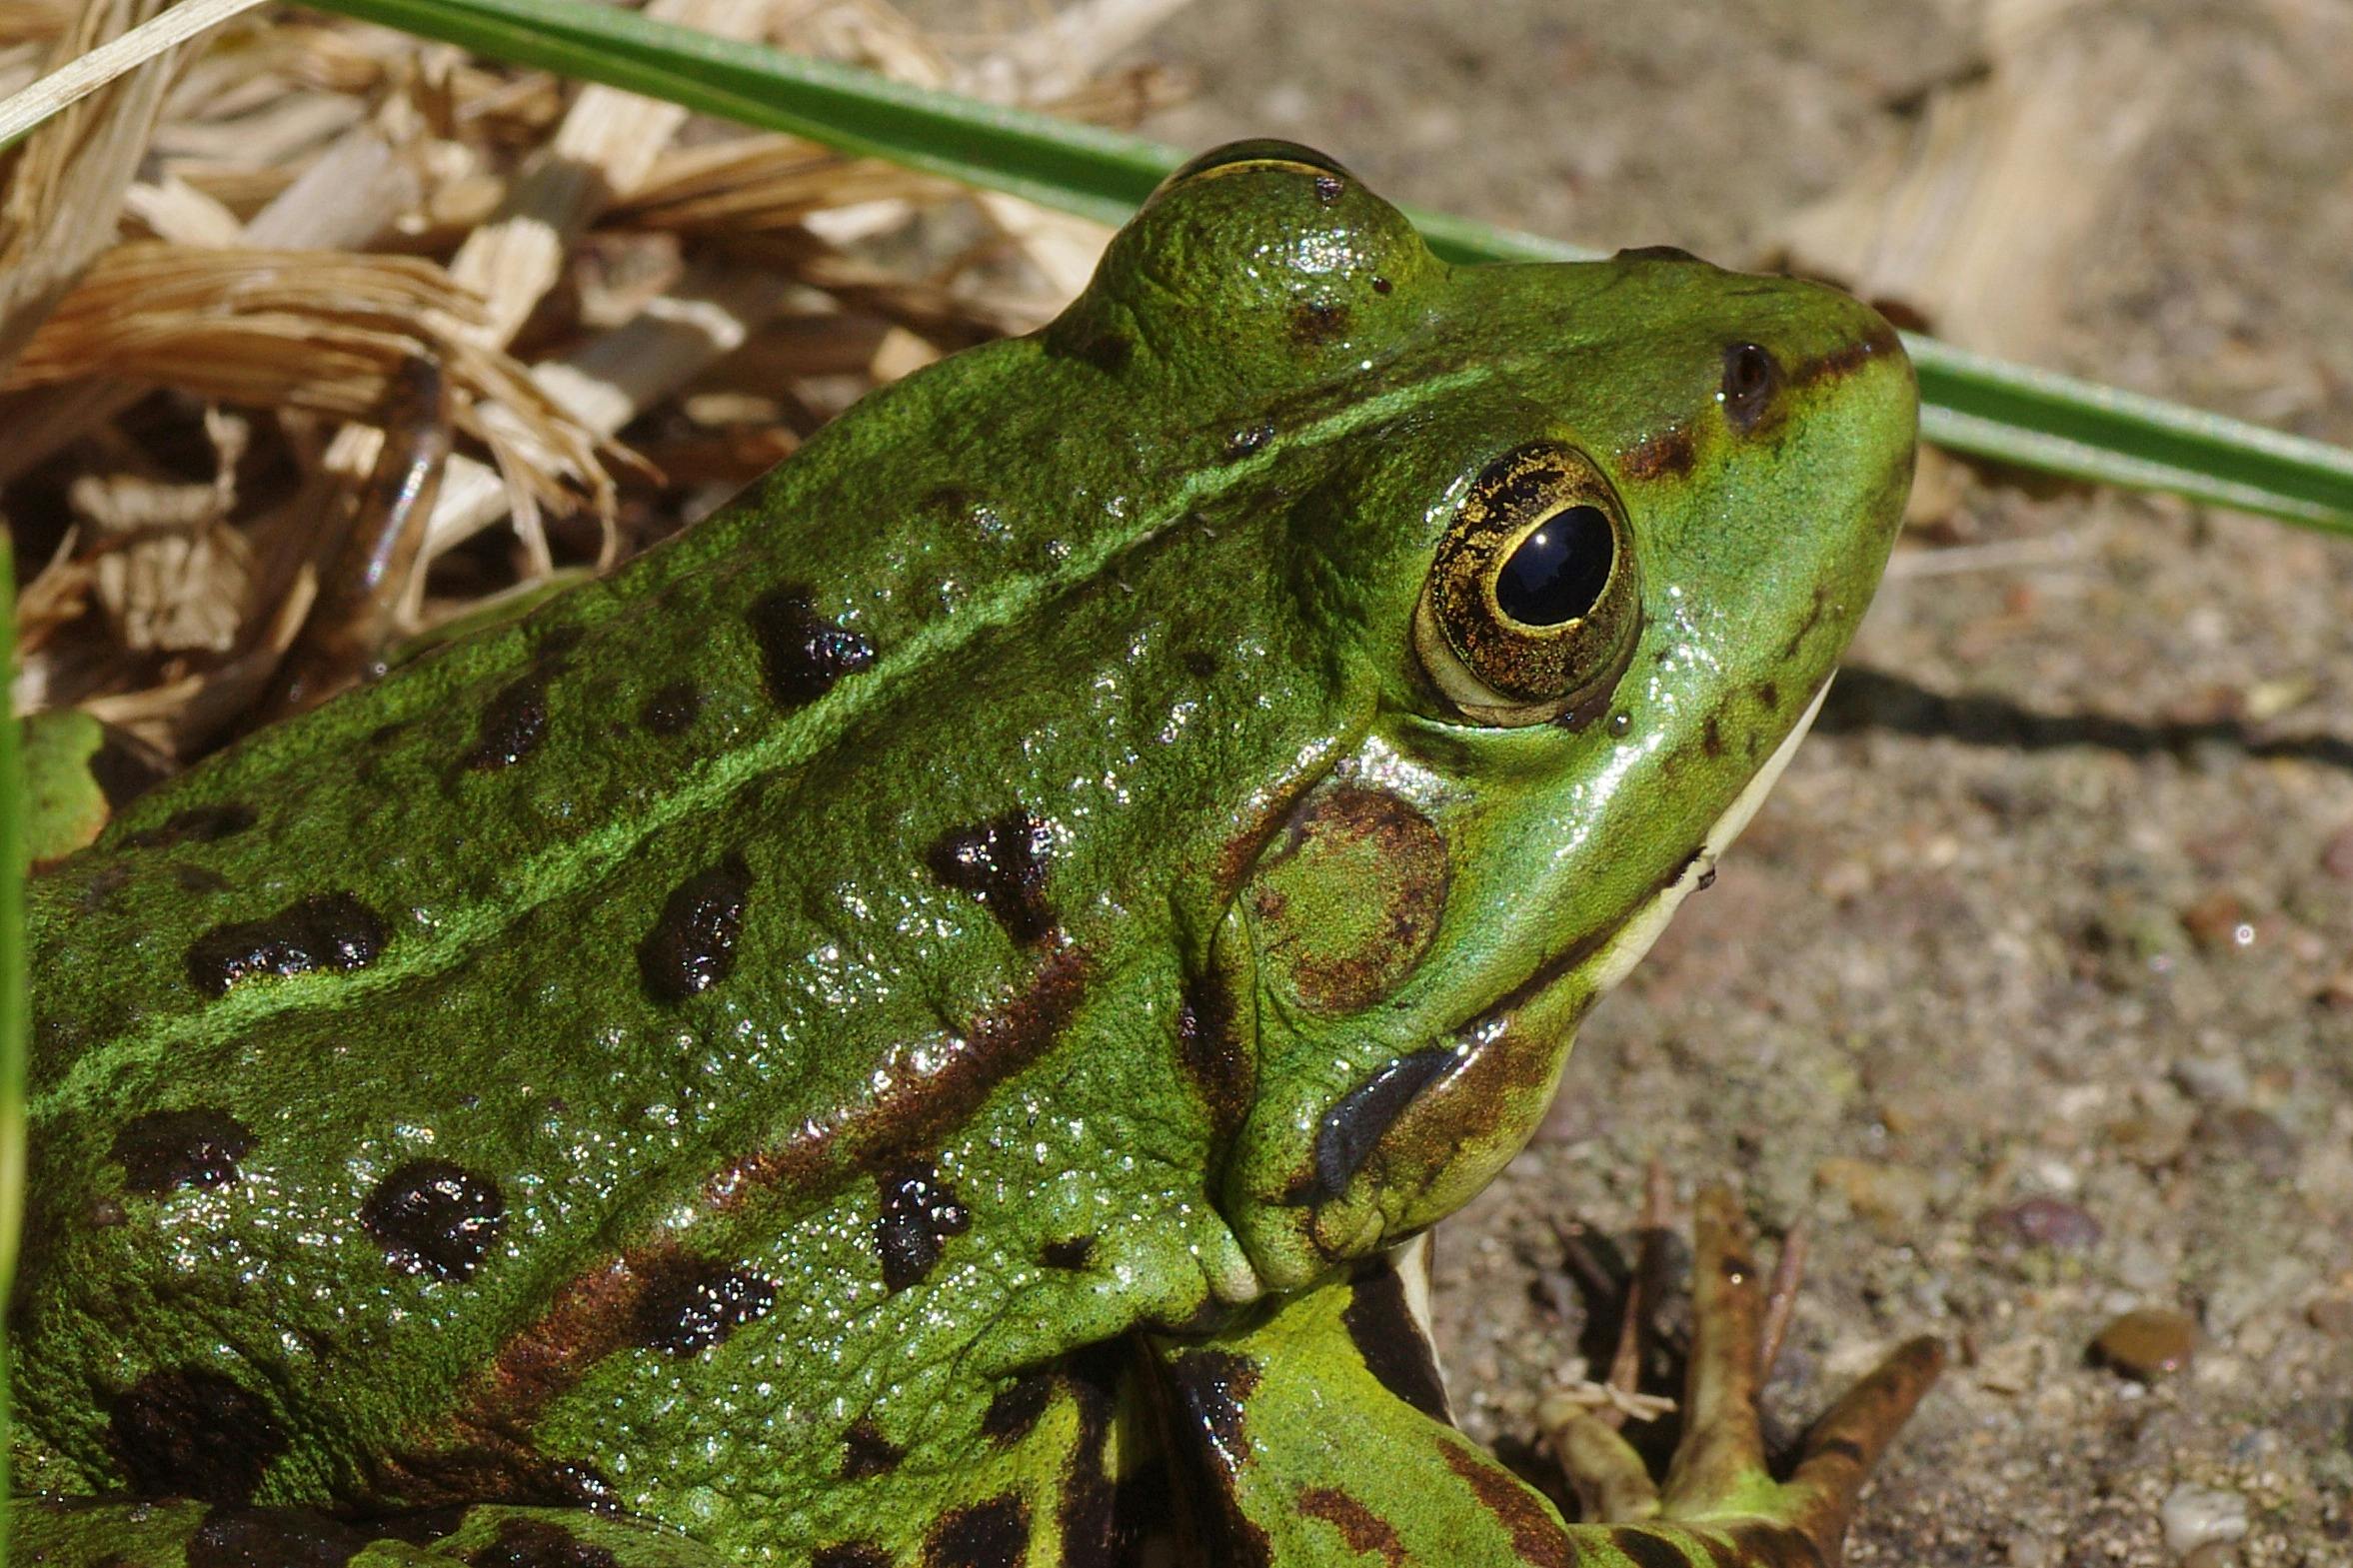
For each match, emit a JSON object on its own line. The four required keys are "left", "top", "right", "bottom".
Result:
{"left": 1494, "top": 506, "right": 1613, "bottom": 628}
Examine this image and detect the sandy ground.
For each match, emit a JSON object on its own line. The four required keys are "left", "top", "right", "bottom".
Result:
{"left": 1134, "top": 2, "right": 2353, "bottom": 1562}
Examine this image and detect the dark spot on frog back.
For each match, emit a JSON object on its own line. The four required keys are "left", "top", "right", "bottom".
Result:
{"left": 1167, "top": 1347, "right": 1259, "bottom": 1455}
{"left": 1048, "top": 325, "right": 1134, "bottom": 376}
{"left": 109, "top": 1368, "right": 285, "bottom": 1504}
{"left": 187, "top": 1508, "right": 370, "bottom": 1568}
{"left": 461, "top": 677, "right": 550, "bottom": 773}
{"left": 631, "top": 1258, "right": 776, "bottom": 1356}
{"left": 185, "top": 891, "right": 390, "bottom": 997}
{"left": 1609, "top": 1527, "right": 1702, "bottom": 1568}
{"left": 112, "top": 1107, "right": 252, "bottom": 1193}
{"left": 812, "top": 1546, "right": 892, "bottom": 1568}
{"left": 638, "top": 681, "right": 703, "bottom": 737}
{"left": 124, "top": 803, "right": 257, "bottom": 850}
{"left": 748, "top": 587, "right": 875, "bottom": 707}
{"left": 840, "top": 1417, "right": 904, "bottom": 1480}
{"left": 925, "top": 812, "right": 1055, "bottom": 943}
{"left": 1288, "top": 300, "right": 1349, "bottom": 349}
{"left": 637, "top": 853, "right": 754, "bottom": 1003}
{"left": 467, "top": 1517, "right": 618, "bottom": 1568}
{"left": 1223, "top": 422, "right": 1273, "bottom": 459}
{"left": 981, "top": 1373, "right": 1057, "bottom": 1445}
{"left": 924, "top": 1494, "right": 1029, "bottom": 1568}
{"left": 1040, "top": 1235, "right": 1096, "bottom": 1270}
{"left": 1297, "top": 1490, "right": 1406, "bottom": 1565}
{"left": 360, "top": 1160, "right": 505, "bottom": 1280}
{"left": 875, "top": 1161, "right": 971, "bottom": 1292}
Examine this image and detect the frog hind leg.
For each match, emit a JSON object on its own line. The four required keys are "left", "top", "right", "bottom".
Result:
{"left": 1145, "top": 1190, "right": 1940, "bottom": 1565}
{"left": 1547, "top": 1184, "right": 1945, "bottom": 1560}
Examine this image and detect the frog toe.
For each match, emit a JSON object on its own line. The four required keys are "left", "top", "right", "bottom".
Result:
{"left": 1547, "top": 1181, "right": 1942, "bottom": 1558}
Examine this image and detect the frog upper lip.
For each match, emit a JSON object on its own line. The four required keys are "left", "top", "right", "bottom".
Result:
{"left": 1455, "top": 673, "right": 1837, "bottom": 1041}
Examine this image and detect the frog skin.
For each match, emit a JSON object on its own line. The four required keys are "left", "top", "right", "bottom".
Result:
{"left": 10, "top": 141, "right": 1932, "bottom": 1565}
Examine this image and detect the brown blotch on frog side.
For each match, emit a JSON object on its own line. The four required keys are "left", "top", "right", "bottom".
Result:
{"left": 467, "top": 1517, "right": 618, "bottom": 1568}
{"left": 1052, "top": 326, "right": 1133, "bottom": 377}
{"left": 981, "top": 1373, "right": 1059, "bottom": 1446}
{"left": 1308, "top": 1048, "right": 1456, "bottom": 1203}
{"left": 111, "top": 1107, "right": 253, "bottom": 1193}
{"left": 108, "top": 1368, "right": 286, "bottom": 1504}
{"left": 124, "top": 802, "right": 258, "bottom": 850}
{"left": 840, "top": 1416, "right": 904, "bottom": 1480}
{"left": 1288, "top": 300, "right": 1349, "bottom": 349}
{"left": 1053, "top": 1344, "right": 1127, "bottom": 1558}
{"left": 1223, "top": 422, "right": 1273, "bottom": 458}
{"left": 1702, "top": 715, "right": 1726, "bottom": 758}
{"left": 1244, "top": 785, "right": 1447, "bottom": 1017}
{"left": 1040, "top": 1234, "right": 1097, "bottom": 1270}
{"left": 462, "top": 677, "right": 550, "bottom": 773}
{"left": 1298, "top": 1490, "right": 1406, "bottom": 1566}
{"left": 924, "top": 1494, "right": 1030, "bottom": 1568}
{"left": 188, "top": 1508, "right": 369, "bottom": 1568}
{"left": 1340, "top": 1260, "right": 1452, "bottom": 1424}
{"left": 875, "top": 1160, "right": 972, "bottom": 1292}
{"left": 638, "top": 681, "right": 703, "bottom": 738}
{"left": 185, "top": 891, "right": 390, "bottom": 997}
{"left": 1165, "top": 1350, "right": 1273, "bottom": 1566}
{"left": 1602, "top": 1528, "right": 1688, "bottom": 1568}
{"left": 811, "top": 1545, "right": 893, "bottom": 1568}
{"left": 925, "top": 812, "right": 1055, "bottom": 943}
{"left": 700, "top": 943, "right": 1091, "bottom": 1214}
{"left": 172, "top": 863, "right": 231, "bottom": 896}
{"left": 632, "top": 1257, "right": 776, "bottom": 1356}
{"left": 637, "top": 853, "right": 754, "bottom": 1004}
{"left": 1619, "top": 424, "right": 1695, "bottom": 481}
{"left": 1438, "top": 1445, "right": 1576, "bottom": 1567}
{"left": 748, "top": 587, "right": 875, "bottom": 707}
{"left": 1167, "top": 1348, "right": 1259, "bottom": 1457}
{"left": 361, "top": 1160, "right": 506, "bottom": 1280}
{"left": 1176, "top": 968, "right": 1253, "bottom": 1140}
{"left": 1715, "top": 1524, "right": 1837, "bottom": 1568}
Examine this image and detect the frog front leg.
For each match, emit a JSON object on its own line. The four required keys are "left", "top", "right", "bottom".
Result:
{"left": 1148, "top": 1189, "right": 1941, "bottom": 1565}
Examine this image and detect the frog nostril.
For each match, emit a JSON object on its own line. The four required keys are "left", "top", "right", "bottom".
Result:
{"left": 1718, "top": 341, "right": 1782, "bottom": 433}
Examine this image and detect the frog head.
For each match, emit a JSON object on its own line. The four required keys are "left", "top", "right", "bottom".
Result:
{"left": 1125, "top": 145, "right": 1918, "bottom": 1291}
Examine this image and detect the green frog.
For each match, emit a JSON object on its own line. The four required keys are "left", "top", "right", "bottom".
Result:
{"left": 10, "top": 141, "right": 1935, "bottom": 1565}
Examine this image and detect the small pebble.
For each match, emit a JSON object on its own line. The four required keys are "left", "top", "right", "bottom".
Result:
{"left": 2179, "top": 1546, "right": 2239, "bottom": 1568}
{"left": 2160, "top": 1483, "right": 2249, "bottom": 1555}
{"left": 2307, "top": 1296, "right": 2353, "bottom": 1338}
{"left": 2321, "top": 821, "right": 2353, "bottom": 879}
{"left": 2091, "top": 1307, "right": 2197, "bottom": 1381}
{"left": 2194, "top": 1106, "right": 2302, "bottom": 1181}
{"left": 2178, "top": 890, "right": 2255, "bottom": 951}
{"left": 1975, "top": 1195, "right": 2103, "bottom": 1253}
{"left": 2171, "top": 1054, "right": 2250, "bottom": 1107}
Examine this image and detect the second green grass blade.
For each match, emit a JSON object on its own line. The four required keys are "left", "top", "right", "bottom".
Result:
{"left": 304, "top": 0, "right": 2353, "bottom": 536}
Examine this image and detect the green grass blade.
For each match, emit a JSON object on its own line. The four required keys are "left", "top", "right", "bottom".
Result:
{"left": 248, "top": 0, "right": 2345, "bottom": 535}
{"left": 0, "top": 534, "right": 24, "bottom": 1565}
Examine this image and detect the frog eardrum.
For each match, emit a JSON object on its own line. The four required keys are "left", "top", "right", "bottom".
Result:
{"left": 1413, "top": 439, "right": 1641, "bottom": 727}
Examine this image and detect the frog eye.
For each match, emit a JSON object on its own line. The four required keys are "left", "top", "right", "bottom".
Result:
{"left": 1412, "top": 442, "right": 1641, "bottom": 728}
{"left": 1150, "top": 139, "right": 1352, "bottom": 202}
